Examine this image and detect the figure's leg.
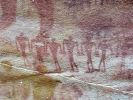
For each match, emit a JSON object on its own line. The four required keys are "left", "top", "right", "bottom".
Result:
{"left": 69, "top": 59, "right": 74, "bottom": 71}
{"left": 101, "top": 51, "right": 106, "bottom": 72}
{"left": 36, "top": 49, "right": 40, "bottom": 61}
{"left": 21, "top": 49, "right": 32, "bottom": 67}
{"left": 80, "top": 44, "right": 85, "bottom": 55}
{"left": 53, "top": 57, "right": 61, "bottom": 72}
{"left": 34, "top": 53, "right": 39, "bottom": 66}
{"left": 71, "top": 55, "right": 78, "bottom": 69}
{"left": 45, "top": 43, "right": 49, "bottom": 55}
{"left": 37, "top": 48, "right": 44, "bottom": 62}
{"left": 73, "top": 61, "right": 78, "bottom": 72}
{"left": 54, "top": 61, "right": 58, "bottom": 71}
{"left": 62, "top": 42, "right": 66, "bottom": 54}
{"left": 120, "top": 54, "right": 125, "bottom": 71}
{"left": 103, "top": 61, "right": 106, "bottom": 72}
{"left": 32, "top": 0, "right": 54, "bottom": 33}
{"left": 43, "top": 43, "right": 49, "bottom": 56}
{"left": 110, "top": 46, "right": 114, "bottom": 55}
{"left": 77, "top": 50, "right": 80, "bottom": 56}
{"left": 55, "top": 61, "right": 61, "bottom": 72}
{"left": 21, "top": 50, "right": 27, "bottom": 66}
{"left": 95, "top": 45, "right": 99, "bottom": 57}
{"left": 52, "top": 54, "right": 60, "bottom": 71}
{"left": 103, "top": 54, "right": 106, "bottom": 72}
{"left": 38, "top": 54, "right": 43, "bottom": 62}
{"left": 71, "top": 54, "right": 78, "bottom": 71}
{"left": 70, "top": 62, "right": 74, "bottom": 71}
{"left": 68, "top": 53, "right": 75, "bottom": 71}
{"left": 62, "top": 47, "right": 66, "bottom": 54}
{"left": 25, "top": 52, "right": 33, "bottom": 67}
{"left": 85, "top": 52, "right": 90, "bottom": 72}
{"left": 90, "top": 56, "right": 94, "bottom": 71}
{"left": 98, "top": 56, "right": 103, "bottom": 71}
{"left": 87, "top": 60, "right": 90, "bottom": 72}
{"left": 86, "top": 58, "right": 93, "bottom": 72}
{"left": 23, "top": 57, "right": 27, "bottom": 67}
{"left": 76, "top": 43, "right": 81, "bottom": 56}
{"left": 116, "top": 45, "right": 119, "bottom": 57}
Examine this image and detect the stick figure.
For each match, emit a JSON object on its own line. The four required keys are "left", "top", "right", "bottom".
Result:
{"left": 48, "top": 38, "right": 62, "bottom": 72}
{"left": 31, "top": 34, "right": 45, "bottom": 63}
{"left": 82, "top": 35, "right": 94, "bottom": 72}
{"left": 63, "top": 36, "right": 78, "bottom": 71}
{"left": 16, "top": 33, "right": 30, "bottom": 66}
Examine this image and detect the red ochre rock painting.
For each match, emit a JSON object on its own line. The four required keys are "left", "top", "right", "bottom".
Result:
{"left": 0, "top": 0, "right": 54, "bottom": 32}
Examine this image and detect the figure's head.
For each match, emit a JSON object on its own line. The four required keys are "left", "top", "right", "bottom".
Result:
{"left": 68, "top": 36, "right": 73, "bottom": 40}
{"left": 36, "top": 33, "right": 42, "bottom": 39}
{"left": 20, "top": 33, "right": 24, "bottom": 36}
{"left": 40, "top": 32, "right": 43, "bottom": 35}
{"left": 36, "top": 35, "right": 40, "bottom": 40}
{"left": 51, "top": 38, "right": 56, "bottom": 42}
{"left": 44, "top": 33, "right": 49, "bottom": 38}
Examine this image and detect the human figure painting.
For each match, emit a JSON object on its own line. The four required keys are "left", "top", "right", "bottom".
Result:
{"left": 0, "top": 0, "right": 133, "bottom": 100}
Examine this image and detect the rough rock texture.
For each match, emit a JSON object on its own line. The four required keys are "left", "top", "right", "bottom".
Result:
{"left": 0, "top": 37, "right": 18, "bottom": 55}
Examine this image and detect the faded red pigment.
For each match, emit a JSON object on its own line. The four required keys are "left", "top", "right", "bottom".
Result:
{"left": 82, "top": 35, "right": 94, "bottom": 72}
{"left": 0, "top": 0, "right": 16, "bottom": 30}
{"left": 63, "top": 36, "right": 78, "bottom": 71}
{"left": 16, "top": 33, "right": 30, "bottom": 66}
{"left": 48, "top": 38, "right": 62, "bottom": 72}
{"left": 0, "top": 0, "right": 54, "bottom": 32}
